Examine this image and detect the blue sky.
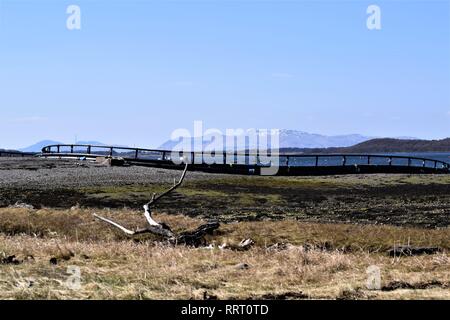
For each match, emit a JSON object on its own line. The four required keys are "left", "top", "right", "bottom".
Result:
{"left": 1, "top": 0, "right": 449, "bottom": 149}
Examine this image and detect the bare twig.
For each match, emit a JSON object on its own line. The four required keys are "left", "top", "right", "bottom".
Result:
{"left": 93, "top": 213, "right": 135, "bottom": 235}
{"left": 145, "top": 163, "right": 188, "bottom": 207}
{"left": 93, "top": 163, "right": 220, "bottom": 246}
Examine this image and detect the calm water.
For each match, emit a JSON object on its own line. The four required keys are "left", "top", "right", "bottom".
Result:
{"left": 48, "top": 145, "right": 450, "bottom": 167}
{"left": 171, "top": 152, "right": 450, "bottom": 168}
{"left": 197, "top": 152, "right": 450, "bottom": 168}
{"left": 279, "top": 152, "right": 450, "bottom": 168}
{"left": 127, "top": 151, "right": 450, "bottom": 168}
{"left": 383, "top": 152, "right": 450, "bottom": 164}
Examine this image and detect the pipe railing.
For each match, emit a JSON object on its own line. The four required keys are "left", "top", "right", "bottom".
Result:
{"left": 40, "top": 144, "right": 450, "bottom": 171}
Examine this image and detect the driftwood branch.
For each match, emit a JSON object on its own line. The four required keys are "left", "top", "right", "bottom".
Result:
{"left": 219, "top": 239, "right": 255, "bottom": 251}
{"left": 93, "top": 163, "right": 220, "bottom": 246}
{"left": 92, "top": 213, "right": 136, "bottom": 235}
{"left": 145, "top": 164, "right": 188, "bottom": 207}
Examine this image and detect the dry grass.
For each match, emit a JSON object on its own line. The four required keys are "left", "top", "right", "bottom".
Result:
{"left": 0, "top": 208, "right": 448, "bottom": 251}
{"left": 0, "top": 208, "right": 449, "bottom": 300}
{"left": 0, "top": 235, "right": 448, "bottom": 300}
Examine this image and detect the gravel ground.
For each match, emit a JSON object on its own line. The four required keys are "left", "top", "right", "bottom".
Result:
{"left": 1, "top": 157, "right": 449, "bottom": 228}
{"left": 0, "top": 158, "right": 222, "bottom": 189}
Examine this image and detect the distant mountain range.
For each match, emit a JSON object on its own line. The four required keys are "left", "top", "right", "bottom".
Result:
{"left": 159, "top": 130, "right": 375, "bottom": 151}
{"left": 19, "top": 140, "right": 109, "bottom": 153}
{"left": 10, "top": 133, "right": 450, "bottom": 154}
{"left": 279, "top": 130, "right": 373, "bottom": 149}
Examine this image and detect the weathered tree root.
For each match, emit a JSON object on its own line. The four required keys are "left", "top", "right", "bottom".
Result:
{"left": 174, "top": 221, "right": 220, "bottom": 246}
{"left": 93, "top": 163, "right": 220, "bottom": 247}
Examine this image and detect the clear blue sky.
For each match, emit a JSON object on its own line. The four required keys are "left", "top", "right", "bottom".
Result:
{"left": 1, "top": 0, "right": 449, "bottom": 149}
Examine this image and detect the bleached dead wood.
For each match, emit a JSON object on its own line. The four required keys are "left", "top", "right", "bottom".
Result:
{"left": 219, "top": 239, "right": 255, "bottom": 251}
{"left": 93, "top": 163, "right": 220, "bottom": 246}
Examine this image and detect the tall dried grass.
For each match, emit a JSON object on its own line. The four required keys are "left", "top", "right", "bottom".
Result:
{"left": 0, "top": 208, "right": 448, "bottom": 300}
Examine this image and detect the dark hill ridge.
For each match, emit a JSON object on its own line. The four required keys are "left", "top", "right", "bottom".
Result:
{"left": 340, "top": 138, "right": 450, "bottom": 153}
{"left": 281, "top": 138, "right": 450, "bottom": 154}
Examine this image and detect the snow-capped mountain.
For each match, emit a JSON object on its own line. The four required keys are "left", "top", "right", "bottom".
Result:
{"left": 278, "top": 130, "right": 372, "bottom": 149}
{"left": 158, "top": 130, "right": 373, "bottom": 151}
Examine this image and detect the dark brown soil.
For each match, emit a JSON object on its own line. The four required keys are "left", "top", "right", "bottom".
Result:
{"left": 1, "top": 158, "right": 449, "bottom": 228}
{"left": 381, "top": 280, "right": 449, "bottom": 291}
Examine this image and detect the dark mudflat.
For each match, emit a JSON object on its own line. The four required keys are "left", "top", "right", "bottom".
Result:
{"left": 0, "top": 158, "right": 449, "bottom": 228}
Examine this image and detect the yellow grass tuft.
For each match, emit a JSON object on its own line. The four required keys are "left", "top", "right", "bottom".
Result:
{"left": 0, "top": 208, "right": 448, "bottom": 300}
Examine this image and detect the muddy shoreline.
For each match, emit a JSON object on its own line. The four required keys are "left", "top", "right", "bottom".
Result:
{"left": 0, "top": 158, "right": 449, "bottom": 228}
